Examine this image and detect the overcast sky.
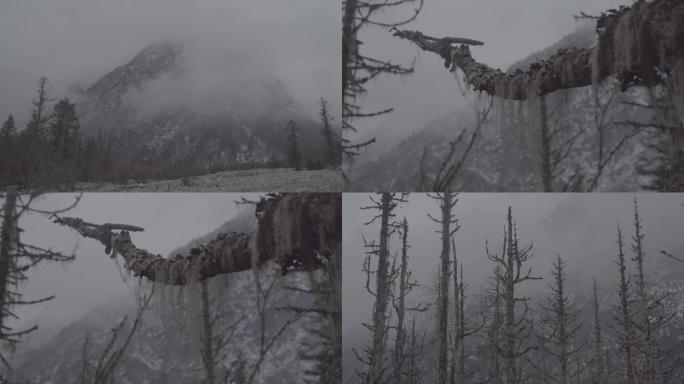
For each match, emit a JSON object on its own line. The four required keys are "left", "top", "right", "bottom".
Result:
{"left": 343, "top": 193, "right": 684, "bottom": 350}
{"left": 347, "top": 0, "right": 632, "bottom": 160}
{"left": 12, "top": 193, "right": 261, "bottom": 345}
{"left": 0, "top": 0, "right": 339, "bottom": 125}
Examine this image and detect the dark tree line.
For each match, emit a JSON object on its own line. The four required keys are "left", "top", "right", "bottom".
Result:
{"left": 0, "top": 77, "right": 116, "bottom": 189}
{"left": 1, "top": 78, "right": 342, "bottom": 189}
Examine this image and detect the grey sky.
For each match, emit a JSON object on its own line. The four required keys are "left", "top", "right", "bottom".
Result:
{"left": 348, "top": 0, "right": 632, "bottom": 159}
{"left": 343, "top": 193, "right": 684, "bottom": 346}
{"left": 0, "top": 0, "right": 340, "bottom": 125}
{"left": 12, "top": 193, "right": 262, "bottom": 344}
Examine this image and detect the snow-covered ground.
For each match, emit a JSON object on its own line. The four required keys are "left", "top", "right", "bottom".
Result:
{"left": 72, "top": 168, "right": 342, "bottom": 192}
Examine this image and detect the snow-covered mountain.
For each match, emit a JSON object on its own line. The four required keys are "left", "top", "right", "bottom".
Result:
{"left": 347, "top": 22, "right": 660, "bottom": 192}
{"left": 75, "top": 41, "right": 328, "bottom": 177}
{"left": 13, "top": 210, "right": 323, "bottom": 384}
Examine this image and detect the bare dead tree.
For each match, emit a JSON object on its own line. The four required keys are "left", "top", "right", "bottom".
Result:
{"left": 537, "top": 256, "right": 584, "bottom": 384}
{"left": 449, "top": 238, "right": 459, "bottom": 384}
{"left": 426, "top": 192, "right": 459, "bottom": 384}
{"left": 583, "top": 79, "right": 644, "bottom": 192}
{"left": 342, "top": 0, "right": 423, "bottom": 157}
{"left": 354, "top": 193, "right": 406, "bottom": 384}
{"left": 482, "top": 266, "right": 504, "bottom": 384}
{"left": 195, "top": 280, "right": 244, "bottom": 384}
{"left": 243, "top": 265, "right": 304, "bottom": 384}
{"left": 280, "top": 242, "right": 342, "bottom": 384}
{"left": 404, "top": 311, "right": 428, "bottom": 384}
{"left": 486, "top": 207, "right": 542, "bottom": 384}
{"left": 418, "top": 94, "right": 494, "bottom": 192}
{"left": 387, "top": 217, "right": 428, "bottom": 384}
{"left": 78, "top": 286, "right": 154, "bottom": 384}
{"left": 451, "top": 249, "right": 485, "bottom": 384}
{"left": 392, "top": 218, "right": 410, "bottom": 383}
{"left": 590, "top": 278, "right": 607, "bottom": 384}
{"left": 612, "top": 225, "right": 636, "bottom": 384}
{"left": 0, "top": 189, "right": 80, "bottom": 377}
{"left": 629, "top": 197, "right": 677, "bottom": 384}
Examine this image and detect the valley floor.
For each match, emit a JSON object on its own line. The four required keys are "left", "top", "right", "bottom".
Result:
{"left": 73, "top": 168, "right": 343, "bottom": 192}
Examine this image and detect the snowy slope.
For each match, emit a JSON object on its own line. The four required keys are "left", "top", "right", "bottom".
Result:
{"left": 69, "top": 168, "right": 343, "bottom": 192}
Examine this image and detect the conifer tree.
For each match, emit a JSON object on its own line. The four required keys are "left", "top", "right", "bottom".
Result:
{"left": 319, "top": 98, "right": 338, "bottom": 168}
{"left": 285, "top": 119, "right": 302, "bottom": 170}
{"left": 613, "top": 225, "right": 636, "bottom": 384}
{"left": 590, "top": 278, "right": 606, "bottom": 384}
{"left": 49, "top": 97, "right": 80, "bottom": 162}
{"left": 0, "top": 116, "right": 17, "bottom": 185}
{"left": 427, "top": 191, "right": 459, "bottom": 384}
{"left": 486, "top": 207, "right": 542, "bottom": 384}
{"left": 539, "top": 255, "right": 583, "bottom": 384}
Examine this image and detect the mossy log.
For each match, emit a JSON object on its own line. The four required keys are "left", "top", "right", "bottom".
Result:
{"left": 393, "top": 0, "right": 684, "bottom": 99}
{"left": 54, "top": 193, "right": 341, "bottom": 286}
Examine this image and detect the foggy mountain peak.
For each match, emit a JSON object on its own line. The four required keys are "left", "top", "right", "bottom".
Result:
{"left": 84, "top": 40, "right": 185, "bottom": 103}
{"left": 69, "top": 38, "right": 330, "bottom": 177}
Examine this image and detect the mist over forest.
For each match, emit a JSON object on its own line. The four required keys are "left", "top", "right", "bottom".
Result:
{"left": 343, "top": 193, "right": 684, "bottom": 383}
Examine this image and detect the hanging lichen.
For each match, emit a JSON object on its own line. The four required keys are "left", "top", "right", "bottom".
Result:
{"left": 669, "top": 60, "right": 684, "bottom": 130}
{"left": 54, "top": 194, "right": 341, "bottom": 286}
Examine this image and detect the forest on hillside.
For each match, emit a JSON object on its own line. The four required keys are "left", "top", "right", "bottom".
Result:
{"left": 0, "top": 76, "right": 341, "bottom": 191}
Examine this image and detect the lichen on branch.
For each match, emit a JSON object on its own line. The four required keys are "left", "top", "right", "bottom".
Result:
{"left": 393, "top": 0, "right": 684, "bottom": 99}
{"left": 54, "top": 193, "right": 341, "bottom": 286}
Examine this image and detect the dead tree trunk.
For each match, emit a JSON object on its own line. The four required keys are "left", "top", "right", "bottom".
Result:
{"left": 356, "top": 193, "right": 405, "bottom": 384}
{"left": 629, "top": 198, "right": 673, "bottom": 384}
{"left": 54, "top": 194, "right": 341, "bottom": 286}
{"left": 429, "top": 192, "right": 459, "bottom": 384}
{"left": 631, "top": 197, "right": 653, "bottom": 384}
{"left": 393, "top": 218, "right": 409, "bottom": 383}
{"left": 369, "top": 193, "right": 393, "bottom": 384}
{"left": 487, "top": 266, "right": 503, "bottom": 384}
{"left": 591, "top": 278, "right": 606, "bottom": 384}
{"left": 438, "top": 195, "right": 451, "bottom": 384}
{"left": 0, "top": 191, "right": 16, "bottom": 340}
{"left": 540, "top": 255, "right": 583, "bottom": 384}
{"left": 614, "top": 225, "right": 636, "bottom": 384}
{"left": 450, "top": 238, "right": 459, "bottom": 384}
{"left": 0, "top": 190, "right": 77, "bottom": 374}
{"left": 487, "top": 207, "right": 542, "bottom": 384}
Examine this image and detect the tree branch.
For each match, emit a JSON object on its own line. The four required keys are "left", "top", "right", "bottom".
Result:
{"left": 393, "top": 0, "right": 684, "bottom": 99}
{"left": 54, "top": 194, "right": 341, "bottom": 286}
